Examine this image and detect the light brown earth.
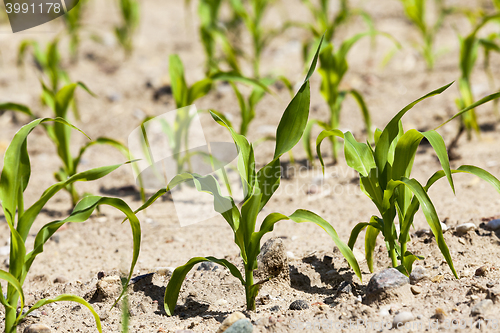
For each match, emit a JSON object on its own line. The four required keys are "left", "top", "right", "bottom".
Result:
{"left": 1, "top": 0, "right": 500, "bottom": 332}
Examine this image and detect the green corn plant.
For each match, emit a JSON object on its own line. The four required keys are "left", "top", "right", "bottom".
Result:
{"left": 164, "top": 54, "right": 270, "bottom": 172}
{"left": 316, "top": 82, "right": 500, "bottom": 276}
{"left": 115, "top": 0, "right": 140, "bottom": 55}
{"left": 228, "top": 0, "right": 290, "bottom": 78}
{"left": 0, "top": 118, "right": 142, "bottom": 333}
{"left": 400, "top": 0, "right": 450, "bottom": 70}
{"left": 304, "top": 33, "right": 398, "bottom": 164}
{"left": 129, "top": 38, "right": 361, "bottom": 314}
{"left": 298, "top": 0, "right": 374, "bottom": 61}
{"left": 0, "top": 82, "right": 145, "bottom": 205}
{"left": 17, "top": 39, "right": 69, "bottom": 96}
{"left": 185, "top": 0, "right": 241, "bottom": 75}
{"left": 63, "top": 0, "right": 86, "bottom": 60}
{"left": 453, "top": 14, "right": 500, "bottom": 145}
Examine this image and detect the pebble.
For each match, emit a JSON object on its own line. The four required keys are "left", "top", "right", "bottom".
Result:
{"left": 216, "top": 312, "right": 246, "bottom": 333}
{"left": 455, "top": 223, "right": 475, "bottom": 234}
{"left": 286, "top": 251, "right": 295, "bottom": 259}
{"left": 23, "top": 324, "right": 51, "bottom": 333}
{"left": 393, "top": 311, "right": 414, "bottom": 328}
{"left": 3, "top": 258, "right": 9, "bottom": 268}
{"left": 197, "top": 262, "right": 218, "bottom": 271}
{"left": 254, "top": 238, "right": 290, "bottom": 283}
{"left": 366, "top": 268, "right": 409, "bottom": 294}
{"left": 440, "top": 222, "right": 449, "bottom": 231}
{"left": 416, "top": 229, "right": 431, "bottom": 237}
{"left": 216, "top": 299, "right": 228, "bottom": 306}
{"left": 471, "top": 299, "right": 493, "bottom": 316}
{"left": 289, "top": 300, "right": 309, "bottom": 310}
{"left": 410, "top": 286, "right": 422, "bottom": 295}
{"left": 410, "top": 266, "right": 429, "bottom": 284}
{"left": 458, "top": 238, "right": 466, "bottom": 245}
{"left": 487, "top": 288, "right": 500, "bottom": 303}
{"left": 475, "top": 266, "right": 488, "bottom": 276}
{"left": 486, "top": 282, "right": 495, "bottom": 288}
{"left": 379, "top": 306, "right": 390, "bottom": 316}
{"left": 270, "top": 305, "right": 281, "bottom": 312}
{"left": 96, "top": 275, "right": 121, "bottom": 300}
{"left": 107, "top": 92, "right": 122, "bottom": 103}
{"left": 486, "top": 219, "right": 500, "bottom": 230}
{"left": 224, "top": 319, "right": 253, "bottom": 333}
{"left": 337, "top": 281, "right": 353, "bottom": 295}
{"left": 155, "top": 267, "right": 175, "bottom": 276}
{"left": 53, "top": 276, "right": 68, "bottom": 284}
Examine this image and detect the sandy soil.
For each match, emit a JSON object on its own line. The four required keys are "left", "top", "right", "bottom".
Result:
{"left": 1, "top": 0, "right": 500, "bottom": 332}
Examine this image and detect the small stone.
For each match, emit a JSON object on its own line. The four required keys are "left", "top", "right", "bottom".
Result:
{"left": 471, "top": 299, "right": 493, "bottom": 316}
{"left": 393, "top": 311, "right": 414, "bottom": 328}
{"left": 270, "top": 305, "right": 281, "bottom": 312}
{"left": 224, "top": 319, "right": 253, "bottom": 333}
{"left": 440, "top": 222, "right": 449, "bottom": 231}
{"left": 416, "top": 229, "right": 431, "bottom": 237}
{"left": 27, "top": 310, "right": 41, "bottom": 318}
{"left": 23, "top": 324, "right": 51, "bottom": 333}
{"left": 379, "top": 306, "right": 390, "bottom": 316}
{"left": 475, "top": 266, "right": 488, "bottom": 276}
{"left": 458, "top": 238, "right": 466, "bottom": 245}
{"left": 366, "top": 268, "right": 409, "bottom": 293}
{"left": 53, "top": 276, "right": 68, "bottom": 284}
{"left": 254, "top": 238, "right": 290, "bottom": 284}
{"left": 107, "top": 92, "right": 122, "bottom": 103}
{"left": 410, "top": 286, "right": 422, "bottom": 295}
{"left": 455, "top": 223, "right": 475, "bottom": 234}
{"left": 286, "top": 251, "right": 295, "bottom": 259}
{"left": 431, "top": 275, "right": 445, "bottom": 283}
{"left": 95, "top": 275, "right": 121, "bottom": 300}
{"left": 197, "top": 262, "right": 218, "bottom": 271}
{"left": 486, "top": 282, "right": 495, "bottom": 288}
{"left": 155, "top": 267, "right": 175, "bottom": 276}
{"left": 3, "top": 258, "right": 9, "bottom": 268}
{"left": 410, "top": 266, "right": 429, "bottom": 284}
{"left": 337, "top": 281, "right": 353, "bottom": 295}
{"left": 486, "top": 219, "right": 500, "bottom": 230}
{"left": 289, "top": 300, "right": 309, "bottom": 310}
{"left": 97, "top": 271, "right": 107, "bottom": 279}
{"left": 216, "top": 312, "right": 246, "bottom": 333}
{"left": 354, "top": 295, "right": 362, "bottom": 303}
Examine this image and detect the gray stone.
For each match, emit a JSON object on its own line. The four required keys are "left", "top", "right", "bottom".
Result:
{"left": 393, "top": 312, "right": 414, "bottom": 328}
{"left": 365, "top": 268, "right": 412, "bottom": 304}
{"left": 471, "top": 299, "right": 493, "bottom": 316}
{"left": 487, "top": 288, "right": 500, "bottom": 303}
{"left": 254, "top": 238, "right": 290, "bottom": 284}
{"left": 410, "top": 266, "right": 430, "bottom": 284}
{"left": 289, "top": 300, "right": 309, "bottom": 310}
{"left": 270, "top": 305, "right": 281, "bottom": 312}
{"left": 224, "top": 319, "right": 253, "bottom": 333}
{"left": 216, "top": 312, "right": 246, "bottom": 333}
{"left": 366, "top": 268, "right": 409, "bottom": 293}
{"left": 337, "top": 281, "right": 353, "bottom": 295}
{"left": 487, "top": 219, "right": 500, "bottom": 230}
{"left": 197, "top": 262, "right": 218, "bottom": 271}
{"left": 455, "top": 223, "right": 475, "bottom": 234}
{"left": 23, "top": 324, "right": 51, "bottom": 333}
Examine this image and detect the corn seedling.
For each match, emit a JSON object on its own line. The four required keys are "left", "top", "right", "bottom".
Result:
{"left": 163, "top": 54, "right": 270, "bottom": 173}
{"left": 129, "top": 38, "right": 361, "bottom": 314}
{"left": 304, "top": 33, "right": 398, "bottom": 164}
{"left": 299, "top": 0, "right": 374, "bottom": 61}
{"left": 115, "top": 0, "right": 140, "bottom": 55}
{"left": 316, "top": 82, "right": 500, "bottom": 276}
{"left": 0, "top": 118, "right": 141, "bottom": 333}
{"left": 228, "top": 0, "right": 289, "bottom": 77}
{"left": 185, "top": 0, "right": 241, "bottom": 75}
{"left": 0, "top": 82, "right": 145, "bottom": 205}
{"left": 399, "top": 0, "right": 450, "bottom": 70}
{"left": 63, "top": 0, "right": 86, "bottom": 60}
{"left": 450, "top": 14, "right": 500, "bottom": 149}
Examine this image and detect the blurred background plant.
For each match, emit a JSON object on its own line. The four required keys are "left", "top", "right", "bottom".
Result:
{"left": 115, "top": 0, "right": 140, "bottom": 56}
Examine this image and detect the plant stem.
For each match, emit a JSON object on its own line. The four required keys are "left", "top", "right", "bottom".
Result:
{"left": 244, "top": 267, "right": 256, "bottom": 311}
{"left": 4, "top": 291, "right": 18, "bottom": 333}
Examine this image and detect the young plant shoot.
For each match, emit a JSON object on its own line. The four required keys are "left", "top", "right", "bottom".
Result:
{"left": 0, "top": 118, "right": 141, "bottom": 333}
{"left": 317, "top": 82, "right": 500, "bottom": 276}
{"left": 130, "top": 37, "right": 362, "bottom": 314}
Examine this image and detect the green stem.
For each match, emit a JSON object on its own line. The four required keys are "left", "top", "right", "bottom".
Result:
{"left": 401, "top": 241, "right": 407, "bottom": 271}
{"left": 244, "top": 267, "right": 255, "bottom": 311}
{"left": 4, "top": 291, "right": 19, "bottom": 333}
